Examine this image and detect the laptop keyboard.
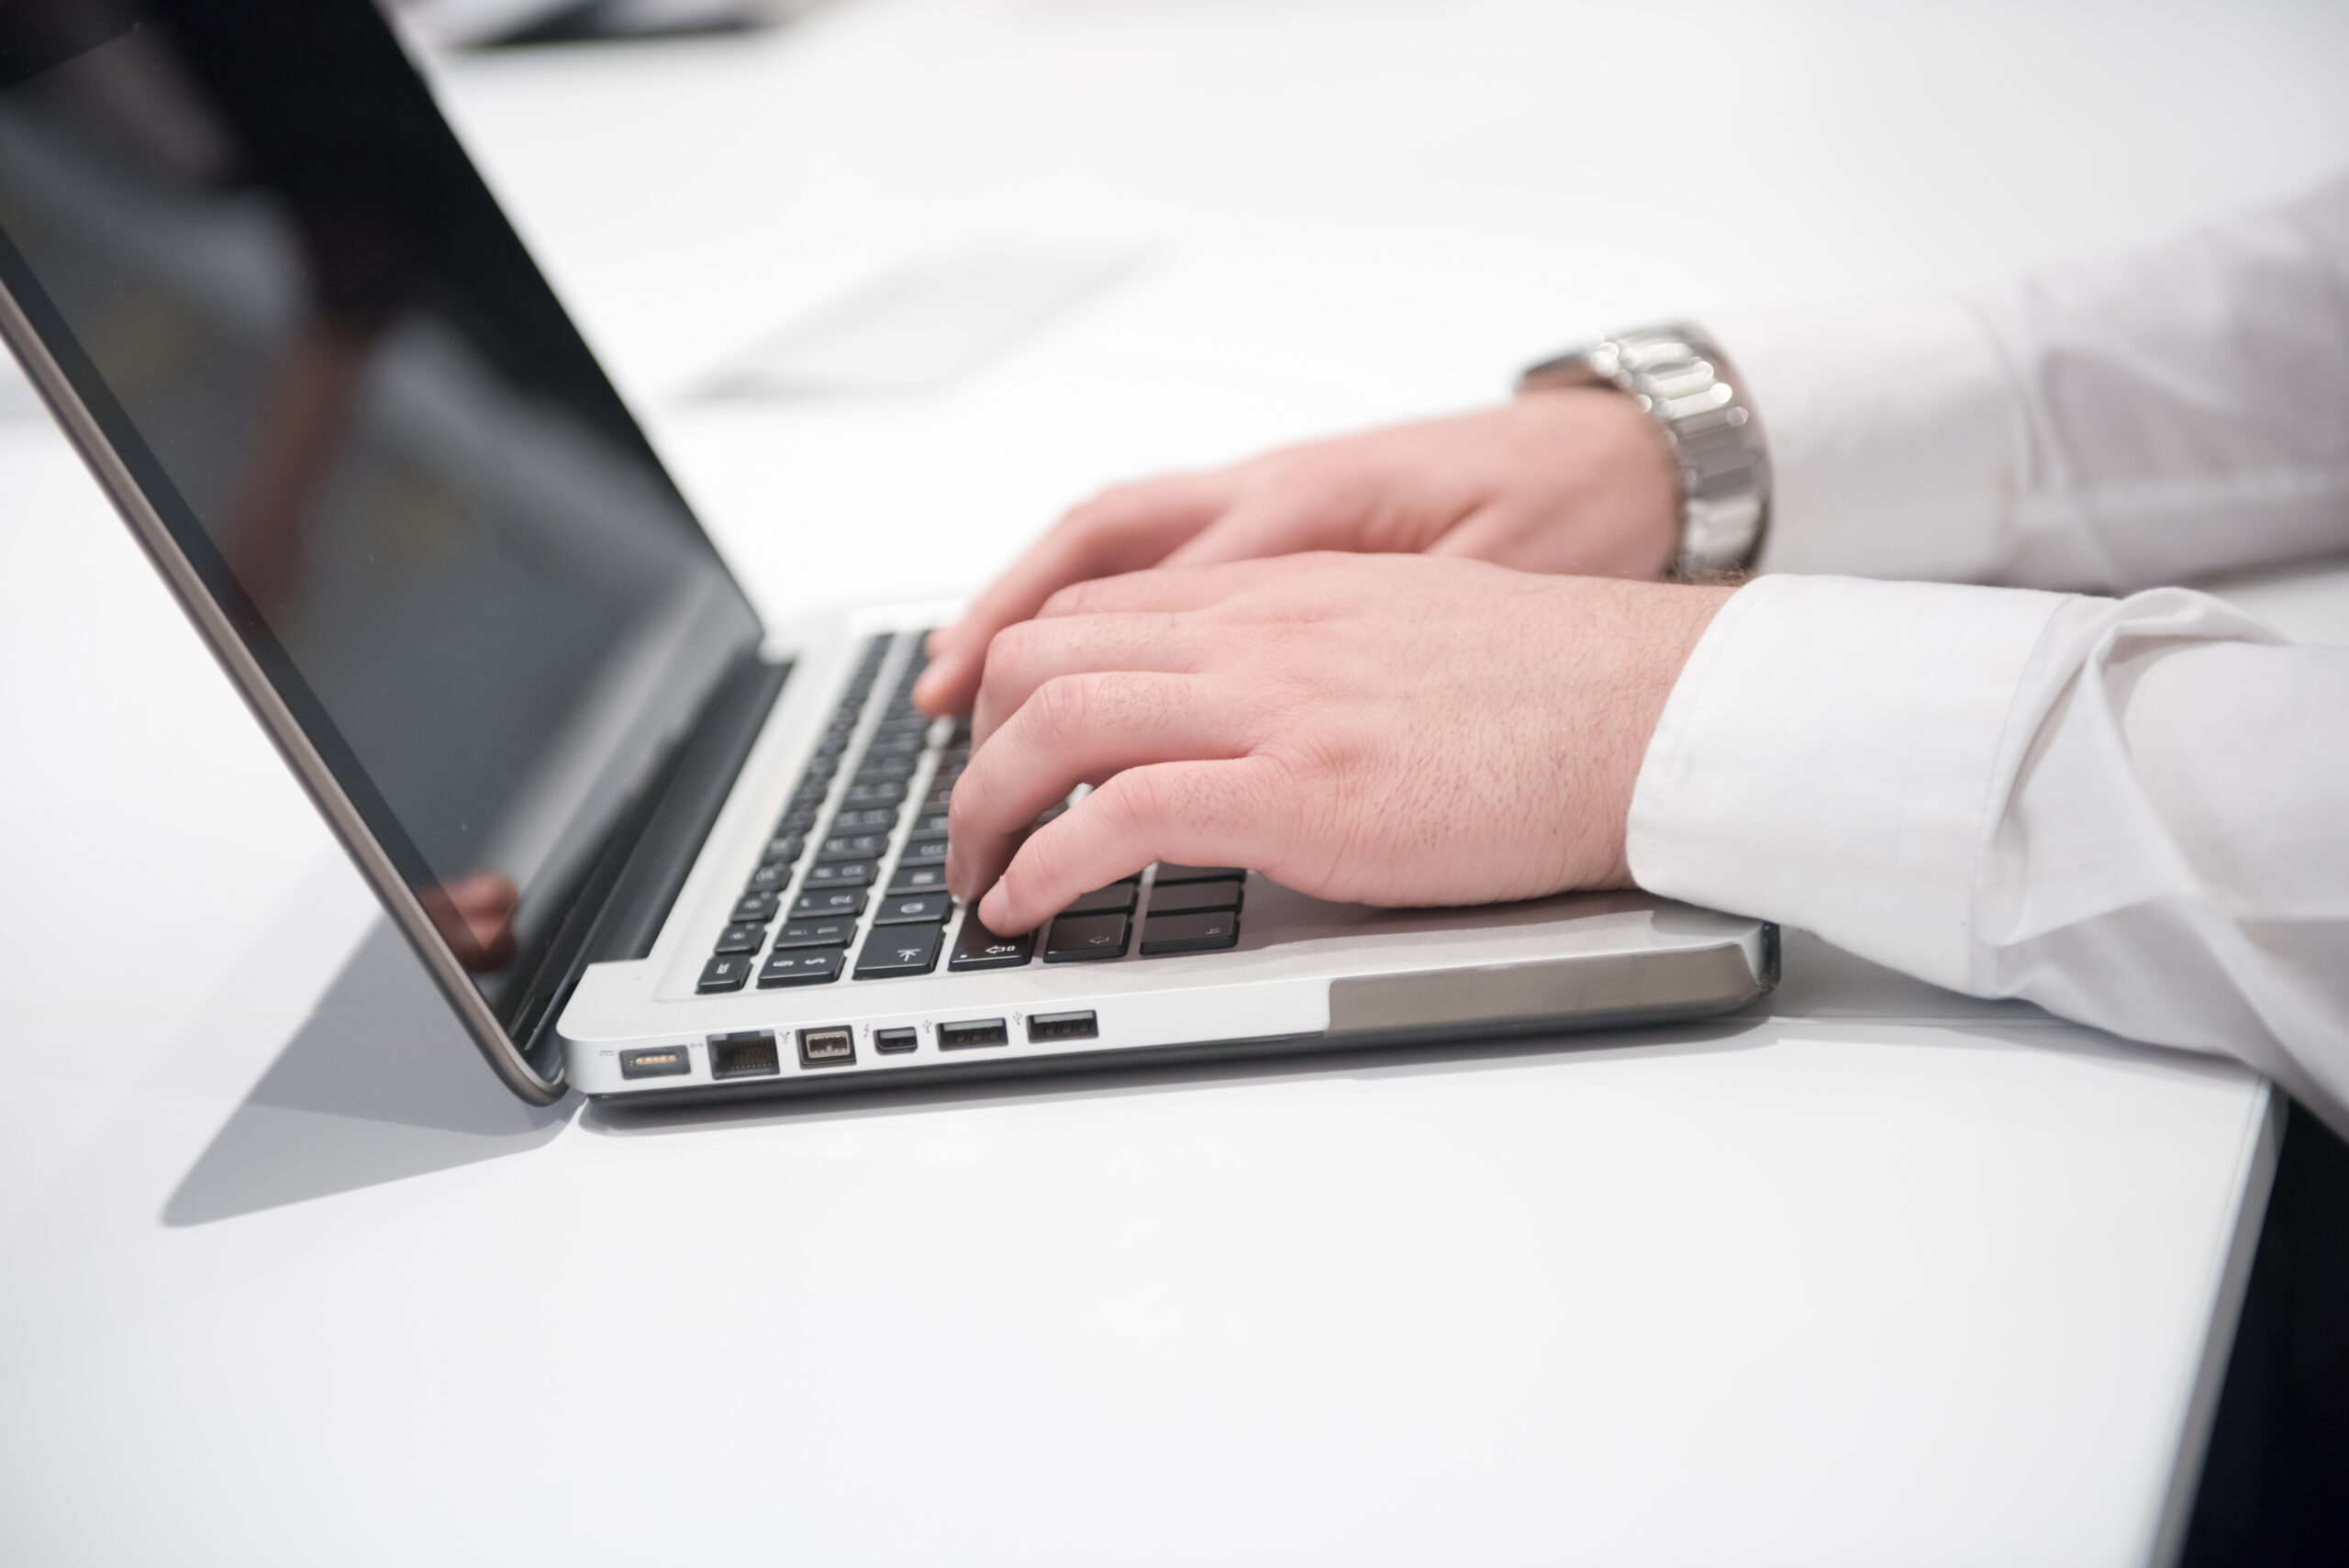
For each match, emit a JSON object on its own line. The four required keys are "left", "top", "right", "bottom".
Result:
{"left": 696, "top": 632, "right": 1245, "bottom": 994}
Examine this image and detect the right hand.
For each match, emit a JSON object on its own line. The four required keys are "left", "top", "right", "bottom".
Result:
{"left": 912, "top": 387, "right": 1679, "bottom": 715}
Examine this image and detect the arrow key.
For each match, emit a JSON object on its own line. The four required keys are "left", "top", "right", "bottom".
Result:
{"left": 852, "top": 922, "right": 944, "bottom": 980}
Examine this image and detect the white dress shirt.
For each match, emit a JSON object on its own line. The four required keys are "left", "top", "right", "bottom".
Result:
{"left": 1627, "top": 175, "right": 2349, "bottom": 1130}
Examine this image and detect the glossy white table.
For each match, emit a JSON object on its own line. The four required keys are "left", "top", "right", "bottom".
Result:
{"left": 3, "top": 1, "right": 2343, "bottom": 1562}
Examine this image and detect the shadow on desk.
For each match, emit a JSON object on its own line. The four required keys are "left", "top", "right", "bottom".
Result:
{"left": 163, "top": 919, "right": 573, "bottom": 1227}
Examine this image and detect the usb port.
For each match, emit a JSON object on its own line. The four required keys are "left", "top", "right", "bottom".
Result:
{"left": 1027, "top": 1010, "right": 1098, "bottom": 1044}
{"left": 937, "top": 1018, "right": 1009, "bottom": 1051}
{"left": 874, "top": 1027, "right": 918, "bottom": 1055}
{"left": 618, "top": 1046, "right": 691, "bottom": 1080}
{"left": 707, "top": 1030, "right": 780, "bottom": 1079}
{"left": 797, "top": 1027, "right": 856, "bottom": 1068}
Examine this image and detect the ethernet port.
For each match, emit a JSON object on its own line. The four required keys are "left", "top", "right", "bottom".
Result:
{"left": 707, "top": 1030, "right": 781, "bottom": 1079}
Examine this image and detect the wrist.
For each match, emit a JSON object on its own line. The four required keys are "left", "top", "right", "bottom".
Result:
{"left": 1506, "top": 385, "right": 1682, "bottom": 579}
{"left": 1519, "top": 324, "right": 1773, "bottom": 580}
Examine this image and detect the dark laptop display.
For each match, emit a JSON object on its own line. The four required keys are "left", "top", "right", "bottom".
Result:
{"left": 0, "top": 2, "right": 762, "bottom": 1040}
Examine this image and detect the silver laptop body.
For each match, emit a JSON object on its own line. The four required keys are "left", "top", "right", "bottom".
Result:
{"left": 0, "top": 0, "right": 1772, "bottom": 1108}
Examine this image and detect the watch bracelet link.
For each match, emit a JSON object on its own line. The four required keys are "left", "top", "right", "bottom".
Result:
{"left": 1517, "top": 323, "right": 1771, "bottom": 579}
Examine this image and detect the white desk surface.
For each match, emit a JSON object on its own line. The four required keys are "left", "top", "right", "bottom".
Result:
{"left": 3, "top": 2, "right": 2344, "bottom": 1562}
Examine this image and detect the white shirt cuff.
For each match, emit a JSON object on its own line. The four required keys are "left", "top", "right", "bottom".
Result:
{"left": 1627, "top": 573, "right": 2069, "bottom": 990}
{"left": 1703, "top": 295, "right": 2021, "bottom": 584}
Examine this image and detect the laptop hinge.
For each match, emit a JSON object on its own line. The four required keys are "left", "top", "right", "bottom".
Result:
{"left": 507, "top": 651, "right": 790, "bottom": 1078}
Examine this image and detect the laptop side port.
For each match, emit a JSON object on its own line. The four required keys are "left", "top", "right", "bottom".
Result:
{"left": 1026, "top": 1010, "right": 1098, "bottom": 1044}
{"left": 618, "top": 1045, "right": 691, "bottom": 1080}
{"left": 798, "top": 1027, "right": 856, "bottom": 1068}
{"left": 874, "top": 1027, "right": 918, "bottom": 1055}
{"left": 938, "top": 1018, "right": 1009, "bottom": 1051}
{"left": 707, "top": 1030, "right": 781, "bottom": 1079}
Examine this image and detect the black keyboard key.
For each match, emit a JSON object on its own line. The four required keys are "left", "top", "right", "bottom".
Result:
{"left": 1149, "top": 878, "right": 1242, "bottom": 916}
{"left": 746, "top": 861, "right": 795, "bottom": 894}
{"left": 772, "top": 917, "right": 857, "bottom": 950}
{"left": 758, "top": 948, "right": 844, "bottom": 988}
{"left": 818, "top": 833, "right": 890, "bottom": 862}
{"left": 1154, "top": 863, "right": 1244, "bottom": 884}
{"left": 697, "top": 953, "right": 753, "bottom": 993}
{"left": 806, "top": 859, "right": 877, "bottom": 888}
{"left": 874, "top": 893, "right": 954, "bottom": 926}
{"left": 1140, "top": 911, "right": 1240, "bottom": 956}
{"left": 1061, "top": 883, "right": 1137, "bottom": 917}
{"left": 830, "top": 806, "right": 897, "bottom": 833}
{"left": 799, "top": 754, "right": 840, "bottom": 782}
{"left": 1044, "top": 912, "right": 1130, "bottom": 962}
{"left": 713, "top": 923, "right": 767, "bottom": 955}
{"left": 853, "top": 755, "right": 919, "bottom": 785}
{"left": 854, "top": 923, "right": 943, "bottom": 980}
{"left": 843, "top": 780, "right": 907, "bottom": 808}
{"left": 886, "top": 864, "right": 949, "bottom": 896}
{"left": 864, "top": 729, "right": 925, "bottom": 757}
{"left": 763, "top": 833, "right": 806, "bottom": 863}
{"left": 792, "top": 888, "right": 868, "bottom": 919}
{"left": 730, "top": 892, "right": 781, "bottom": 924}
{"left": 898, "top": 836, "right": 950, "bottom": 865}
{"left": 775, "top": 806, "right": 820, "bottom": 836}
{"left": 910, "top": 811, "right": 951, "bottom": 838}
{"left": 921, "top": 790, "right": 957, "bottom": 817}
{"left": 949, "top": 917, "right": 1034, "bottom": 972}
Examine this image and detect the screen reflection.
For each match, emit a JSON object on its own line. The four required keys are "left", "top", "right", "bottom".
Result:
{"left": 0, "top": 2, "right": 763, "bottom": 1014}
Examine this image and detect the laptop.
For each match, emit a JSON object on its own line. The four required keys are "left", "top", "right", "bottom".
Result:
{"left": 0, "top": 0, "right": 1775, "bottom": 1106}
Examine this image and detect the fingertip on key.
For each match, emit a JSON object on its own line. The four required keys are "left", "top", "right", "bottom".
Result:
{"left": 978, "top": 880, "right": 1020, "bottom": 935}
{"left": 911, "top": 657, "right": 956, "bottom": 715}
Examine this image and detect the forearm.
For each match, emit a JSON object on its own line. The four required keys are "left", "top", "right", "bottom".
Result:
{"left": 1714, "top": 173, "right": 2349, "bottom": 589}
{"left": 1628, "top": 574, "right": 2349, "bottom": 1132}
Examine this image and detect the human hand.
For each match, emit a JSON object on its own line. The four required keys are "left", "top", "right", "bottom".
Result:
{"left": 913, "top": 389, "right": 1677, "bottom": 715}
{"left": 418, "top": 872, "right": 519, "bottom": 972}
{"left": 944, "top": 551, "right": 1734, "bottom": 934}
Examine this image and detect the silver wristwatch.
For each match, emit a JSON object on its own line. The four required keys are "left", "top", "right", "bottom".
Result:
{"left": 1517, "top": 323, "right": 1771, "bottom": 579}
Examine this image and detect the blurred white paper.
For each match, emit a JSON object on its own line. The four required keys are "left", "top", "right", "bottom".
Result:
{"left": 697, "top": 251, "right": 1141, "bottom": 400}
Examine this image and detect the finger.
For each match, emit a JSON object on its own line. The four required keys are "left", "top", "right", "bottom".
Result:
{"left": 912, "top": 473, "right": 1235, "bottom": 715}
{"left": 969, "top": 610, "right": 1208, "bottom": 747}
{"left": 975, "top": 759, "right": 1294, "bottom": 934}
{"left": 1027, "top": 554, "right": 1300, "bottom": 623}
{"left": 1156, "top": 484, "right": 1354, "bottom": 568}
{"left": 946, "top": 671, "right": 1247, "bottom": 900}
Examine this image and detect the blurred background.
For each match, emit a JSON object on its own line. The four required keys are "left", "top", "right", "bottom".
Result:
{"left": 17, "top": 0, "right": 2343, "bottom": 630}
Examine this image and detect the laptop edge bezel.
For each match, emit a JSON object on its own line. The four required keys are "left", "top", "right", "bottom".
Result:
{"left": 0, "top": 274, "right": 574, "bottom": 1104}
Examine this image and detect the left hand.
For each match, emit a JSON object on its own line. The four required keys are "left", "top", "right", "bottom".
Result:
{"left": 945, "top": 551, "right": 1735, "bottom": 934}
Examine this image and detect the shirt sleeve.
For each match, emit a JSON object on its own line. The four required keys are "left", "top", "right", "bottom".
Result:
{"left": 1627, "top": 573, "right": 2349, "bottom": 1133}
{"left": 1708, "top": 172, "right": 2349, "bottom": 589}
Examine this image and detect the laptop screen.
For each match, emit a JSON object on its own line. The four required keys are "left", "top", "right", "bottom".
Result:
{"left": 0, "top": 2, "right": 763, "bottom": 1029}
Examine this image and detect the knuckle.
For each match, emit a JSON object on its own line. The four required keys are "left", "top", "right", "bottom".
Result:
{"left": 1037, "top": 580, "right": 1095, "bottom": 620}
{"left": 985, "top": 617, "right": 1043, "bottom": 676}
{"left": 1100, "top": 767, "right": 1166, "bottom": 840}
{"left": 1028, "top": 674, "right": 1095, "bottom": 743}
